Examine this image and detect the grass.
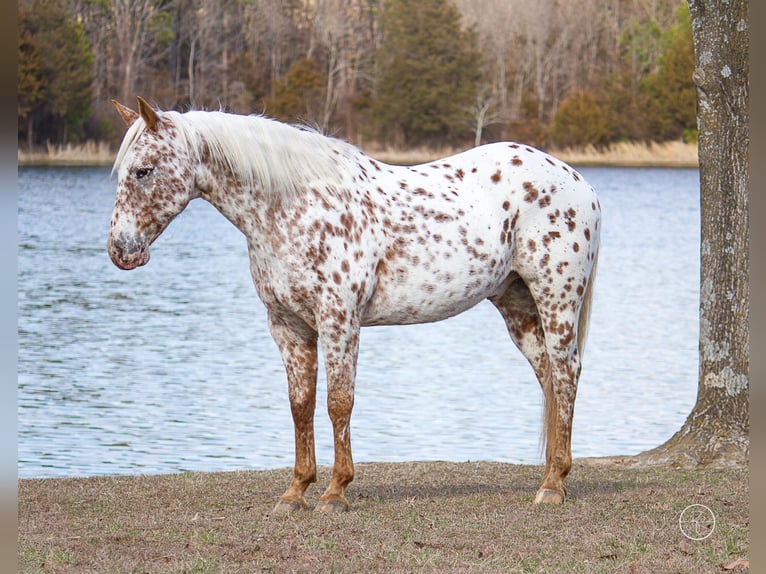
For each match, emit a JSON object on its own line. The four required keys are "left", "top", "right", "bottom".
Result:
{"left": 17, "top": 141, "right": 115, "bottom": 166}
{"left": 17, "top": 140, "right": 698, "bottom": 168}
{"left": 18, "top": 460, "right": 748, "bottom": 573}
{"left": 324, "top": 140, "right": 698, "bottom": 167}
{"left": 550, "top": 140, "right": 698, "bottom": 168}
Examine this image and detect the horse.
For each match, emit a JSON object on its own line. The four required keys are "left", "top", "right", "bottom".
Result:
{"left": 107, "top": 96, "right": 600, "bottom": 512}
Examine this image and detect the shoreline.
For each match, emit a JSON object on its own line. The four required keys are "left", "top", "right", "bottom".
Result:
{"left": 18, "top": 140, "right": 698, "bottom": 169}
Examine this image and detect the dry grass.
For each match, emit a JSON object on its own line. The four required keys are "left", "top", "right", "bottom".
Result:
{"left": 363, "top": 145, "right": 464, "bottom": 165}
{"left": 551, "top": 140, "right": 698, "bottom": 168}
{"left": 17, "top": 141, "right": 115, "bottom": 166}
{"left": 364, "top": 140, "right": 698, "bottom": 167}
{"left": 17, "top": 140, "right": 698, "bottom": 168}
{"left": 18, "top": 460, "right": 747, "bottom": 573}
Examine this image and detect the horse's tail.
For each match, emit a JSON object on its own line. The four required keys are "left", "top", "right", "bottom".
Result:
{"left": 540, "top": 250, "right": 598, "bottom": 459}
{"left": 576, "top": 250, "right": 598, "bottom": 360}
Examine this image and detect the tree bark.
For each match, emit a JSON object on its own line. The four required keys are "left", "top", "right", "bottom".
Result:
{"left": 612, "top": 0, "right": 749, "bottom": 469}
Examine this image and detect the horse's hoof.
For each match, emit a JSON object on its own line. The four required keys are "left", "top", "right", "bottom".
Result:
{"left": 272, "top": 498, "right": 308, "bottom": 514}
{"left": 533, "top": 488, "right": 565, "bottom": 504}
{"left": 315, "top": 498, "right": 349, "bottom": 513}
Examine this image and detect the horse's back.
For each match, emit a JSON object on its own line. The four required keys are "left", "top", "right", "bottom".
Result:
{"left": 359, "top": 142, "right": 599, "bottom": 327}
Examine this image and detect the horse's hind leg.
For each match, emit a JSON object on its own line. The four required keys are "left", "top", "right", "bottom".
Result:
{"left": 489, "top": 276, "right": 549, "bottom": 386}
{"left": 489, "top": 278, "right": 564, "bottom": 501}
{"left": 491, "top": 271, "right": 590, "bottom": 504}
{"left": 529, "top": 260, "right": 596, "bottom": 504}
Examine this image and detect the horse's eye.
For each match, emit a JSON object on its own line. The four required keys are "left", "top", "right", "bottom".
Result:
{"left": 134, "top": 167, "right": 154, "bottom": 180}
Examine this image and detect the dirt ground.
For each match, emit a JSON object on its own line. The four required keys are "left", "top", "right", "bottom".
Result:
{"left": 18, "top": 460, "right": 748, "bottom": 573}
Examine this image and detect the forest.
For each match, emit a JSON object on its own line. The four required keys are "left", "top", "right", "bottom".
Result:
{"left": 17, "top": 0, "right": 697, "bottom": 152}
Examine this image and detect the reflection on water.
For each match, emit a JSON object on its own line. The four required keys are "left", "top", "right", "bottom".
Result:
{"left": 18, "top": 166, "right": 700, "bottom": 478}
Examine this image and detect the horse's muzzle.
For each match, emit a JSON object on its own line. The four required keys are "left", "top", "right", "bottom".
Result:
{"left": 107, "top": 233, "right": 150, "bottom": 270}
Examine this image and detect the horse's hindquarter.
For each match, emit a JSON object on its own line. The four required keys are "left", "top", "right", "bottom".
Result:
{"left": 360, "top": 143, "right": 599, "bottom": 326}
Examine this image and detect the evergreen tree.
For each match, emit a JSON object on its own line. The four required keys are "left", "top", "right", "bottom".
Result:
{"left": 265, "top": 58, "right": 327, "bottom": 124}
{"left": 641, "top": 3, "right": 697, "bottom": 142}
{"left": 373, "top": 0, "right": 482, "bottom": 147}
{"left": 17, "top": 0, "right": 94, "bottom": 145}
{"left": 548, "top": 91, "right": 610, "bottom": 148}
{"left": 17, "top": 8, "right": 46, "bottom": 150}
{"left": 600, "top": 18, "right": 665, "bottom": 143}
{"left": 593, "top": 2, "right": 694, "bottom": 145}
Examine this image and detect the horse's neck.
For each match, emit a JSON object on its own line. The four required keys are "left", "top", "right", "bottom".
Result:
{"left": 195, "top": 160, "right": 271, "bottom": 234}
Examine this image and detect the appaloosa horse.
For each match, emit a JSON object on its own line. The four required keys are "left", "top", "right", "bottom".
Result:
{"left": 108, "top": 97, "right": 600, "bottom": 512}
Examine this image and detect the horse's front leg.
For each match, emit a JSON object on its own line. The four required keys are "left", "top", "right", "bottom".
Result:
{"left": 315, "top": 313, "right": 360, "bottom": 512}
{"left": 267, "top": 311, "right": 319, "bottom": 514}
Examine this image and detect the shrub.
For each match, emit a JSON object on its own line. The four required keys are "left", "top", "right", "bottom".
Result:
{"left": 548, "top": 91, "right": 610, "bottom": 148}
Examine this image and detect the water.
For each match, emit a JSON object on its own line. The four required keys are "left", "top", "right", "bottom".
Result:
{"left": 17, "top": 165, "right": 700, "bottom": 478}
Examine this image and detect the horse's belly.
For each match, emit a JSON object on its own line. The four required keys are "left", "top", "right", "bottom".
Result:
{"left": 361, "top": 255, "right": 512, "bottom": 326}
{"left": 361, "top": 292, "right": 480, "bottom": 326}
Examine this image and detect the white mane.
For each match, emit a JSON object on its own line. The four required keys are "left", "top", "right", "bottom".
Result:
{"left": 113, "top": 108, "right": 361, "bottom": 198}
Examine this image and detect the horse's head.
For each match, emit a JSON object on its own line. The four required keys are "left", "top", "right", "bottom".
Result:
{"left": 107, "top": 97, "right": 197, "bottom": 270}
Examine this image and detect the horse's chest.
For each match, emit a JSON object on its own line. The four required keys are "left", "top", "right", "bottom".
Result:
{"left": 245, "top": 204, "right": 377, "bottom": 318}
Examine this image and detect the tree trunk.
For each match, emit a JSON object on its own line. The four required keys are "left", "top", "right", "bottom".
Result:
{"left": 27, "top": 115, "right": 34, "bottom": 152}
{"left": 619, "top": 0, "right": 749, "bottom": 469}
{"left": 188, "top": 37, "right": 196, "bottom": 104}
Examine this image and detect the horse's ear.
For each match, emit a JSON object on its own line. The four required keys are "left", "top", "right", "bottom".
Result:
{"left": 112, "top": 99, "right": 139, "bottom": 127}
{"left": 136, "top": 96, "right": 159, "bottom": 132}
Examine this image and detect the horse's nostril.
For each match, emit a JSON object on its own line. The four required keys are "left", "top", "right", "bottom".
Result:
{"left": 107, "top": 233, "right": 149, "bottom": 269}
{"left": 126, "top": 238, "right": 144, "bottom": 255}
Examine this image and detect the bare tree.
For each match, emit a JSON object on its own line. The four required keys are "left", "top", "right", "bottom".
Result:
{"left": 311, "top": 0, "right": 346, "bottom": 130}
{"left": 309, "top": 0, "right": 377, "bottom": 133}
{"left": 109, "top": 0, "right": 170, "bottom": 102}
{"left": 468, "top": 86, "right": 505, "bottom": 146}
{"left": 454, "top": 0, "right": 515, "bottom": 112}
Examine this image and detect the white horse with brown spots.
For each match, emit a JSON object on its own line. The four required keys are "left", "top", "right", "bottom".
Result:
{"left": 108, "top": 97, "right": 600, "bottom": 512}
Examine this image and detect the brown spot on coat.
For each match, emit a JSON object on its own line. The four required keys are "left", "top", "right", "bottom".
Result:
{"left": 491, "top": 169, "right": 502, "bottom": 183}
{"left": 523, "top": 182, "right": 539, "bottom": 203}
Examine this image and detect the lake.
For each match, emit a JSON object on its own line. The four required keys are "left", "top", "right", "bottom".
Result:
{"left": 18, "top": 165, "right": 700, "bottom": 478}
